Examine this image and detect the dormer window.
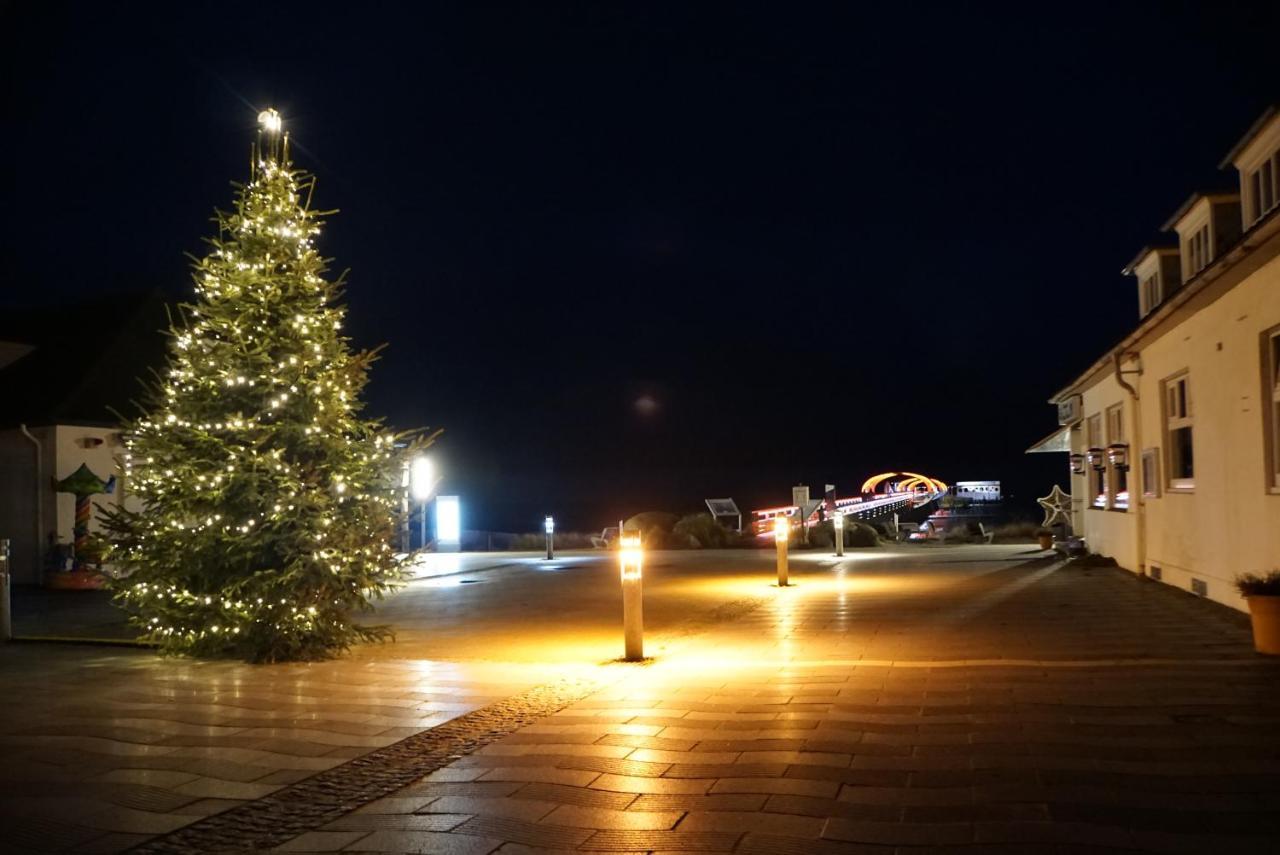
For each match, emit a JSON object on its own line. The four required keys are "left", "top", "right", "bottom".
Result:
{"left": 1186, "top": 223, "right": 1210, "bottom": 275}
{"left": 1248, "top": 151, "right": 1279, "bottom": 225}
{"left": 1164, "top": 194, "right": 1241, "bottom": 284}
{"left": 1139, "top": 273, "right": 1161, "bottom": 317}
{"left": 1224, "top": 107, "right": 1280, "bottom": 227}
{"left": 1124, "top": 246, "right": 1181, "bottom": 320}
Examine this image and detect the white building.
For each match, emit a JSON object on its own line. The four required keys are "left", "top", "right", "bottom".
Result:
{"left": 0, "top": 295, "right": 163, "bottom": 585}
{"left": 954, "top": 481, "right": 1001, "bottom": 502}
{"left": 1035, "top": 107, "right": 1280, "bottom": 612}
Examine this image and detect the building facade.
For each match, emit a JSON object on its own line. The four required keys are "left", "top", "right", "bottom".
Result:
{"left": 1044, "top": 107, "right": 1280, "bottom": 612}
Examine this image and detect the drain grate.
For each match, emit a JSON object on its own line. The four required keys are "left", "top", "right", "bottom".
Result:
{"left": 130, "top": 674, "right": 610, "bottom": 853}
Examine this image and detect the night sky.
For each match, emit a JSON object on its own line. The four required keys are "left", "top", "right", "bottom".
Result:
{"left": 5, "top": 2, "right": 1280, "bottom": 531}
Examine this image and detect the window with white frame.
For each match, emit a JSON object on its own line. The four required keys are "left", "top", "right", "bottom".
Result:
{"left": 1141, "top": 448, "right": 1160, "bottom": 498}
{"left": 1087, "top": 413, "right": 1107, "bottom": 508}
{"left": 1164, "top": 372, "right": 1194, "bottom": 490}
{"left": 1106, "top": 403, "right": 1128, "bottom": 510}
{"left": 1249, "top": 150, "right": 1280, "bottom": 226}
{"left": 1186, "top": 224, "right": 1211, "bottom": 276}
{"left": 1267, "top": 328, "right": 1280, "bottom": 490}
{"left": 1140, "top": 273, "right": 1161, "bottom": 317}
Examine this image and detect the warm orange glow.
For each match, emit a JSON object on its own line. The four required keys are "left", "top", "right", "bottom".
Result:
{"left": 861, "top": 470, "right": 947, "bottom": 495}
{"left": 773, "top": 516, "right": 789, "bottom": 541}
{"left": 860, "top": 472, "right": 899, "bottom": 493}
{"left": 619, "top": 534, "right": 643, "bottom": 581}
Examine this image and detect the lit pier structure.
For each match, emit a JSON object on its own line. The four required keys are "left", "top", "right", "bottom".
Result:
{"left": 751, "top": 472, "right": 948, "bottom": 537}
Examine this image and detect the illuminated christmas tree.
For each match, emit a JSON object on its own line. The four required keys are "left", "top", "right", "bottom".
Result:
{"left": 103, "top": 110, "right": 423, "bottom": 661}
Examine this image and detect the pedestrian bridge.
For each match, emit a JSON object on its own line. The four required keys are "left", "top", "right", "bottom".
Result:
{"left": 751, "top": 471, "right": 948, "bottom": 536}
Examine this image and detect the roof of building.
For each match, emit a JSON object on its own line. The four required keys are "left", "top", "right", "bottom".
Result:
{"left": 0, "top": 291, "right": 171, "bottom": 428}
{"left": 1049, "top": 201, "right": 1280, "bottom": 405}
{"left": 1158, "top": 190, "right": 1240, "bottom": 232}
{"left": 1218, "top": 105, "right": 1280, "bottom": 169}
{"left": 1120, "top": 242, "right": 1178, "bottom": 276}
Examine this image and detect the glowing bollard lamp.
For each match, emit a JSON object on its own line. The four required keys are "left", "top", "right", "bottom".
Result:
{"left": 544, "top": 515, "right": 555, "bottom": 560}
{"left": 619, "top": 533, "right": 644, "bottom": 661}
{"left": 833, "top": 512, "right": 845, "bottom": 557}
{"left": 774, "top": 516, "right": 790, "bottom": 587}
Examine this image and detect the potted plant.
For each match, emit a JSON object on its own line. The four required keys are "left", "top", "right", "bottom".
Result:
{"left": 1035, "top": 528, "right": 1054, "bottom": 551}
{"left": 1235, "top": 571, "right": 1280, "bottom": 655}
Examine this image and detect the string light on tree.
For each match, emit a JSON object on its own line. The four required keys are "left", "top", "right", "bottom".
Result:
{"left": 102, "top": 108, "right": 436, "bottom": 662}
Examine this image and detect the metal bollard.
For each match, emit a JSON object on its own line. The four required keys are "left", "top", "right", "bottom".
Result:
{"left": 1, "top": 538, "right": 11, "bottom": 642}
{"left": 833, "top": 513, "right": 845, "bottom": 557}
{"left": 619, "top": 533, "right": 644, "bottom": 661}
{"left": 774, "top": 518, "right": 789, "bottom": 586}
{"left": 544, "top": 515, "right": 555, "bottom": 560}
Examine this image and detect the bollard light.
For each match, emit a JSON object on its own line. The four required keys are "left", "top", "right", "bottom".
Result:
{"left": 620, "top": 533, "right": 643, "bottom": 581}
{"left": 774, "top": 516, "right": 789, "bottom": 587}
{"left": 833, "top": 512, "right": 845, "bottom": 558}
{"left": 544, "top": 515, "right": 555, "bottom": 560}
{"left": 619, "top": 532, "right": 644, "bottom": 660}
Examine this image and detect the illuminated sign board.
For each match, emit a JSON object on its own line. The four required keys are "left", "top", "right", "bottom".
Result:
{"left": 435, "top": 495, "right": 461, "bottom": 546}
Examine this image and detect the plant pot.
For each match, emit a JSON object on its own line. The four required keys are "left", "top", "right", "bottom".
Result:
{"left": 1245, "top": 595, "right": 1280, "bottom": 655}
{"left": 1037, "top": 534, "right": 1053, "bottom": 551}
{"left": 45, "top": 570, "right": 106, "bottom": 590}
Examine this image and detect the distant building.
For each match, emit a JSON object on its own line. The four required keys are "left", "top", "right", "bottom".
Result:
{"left": 954, "top": 481, "right": 1001, "bottom": 502}
{"left": 1032, "top": 106, "right": 1280, "bottom": 612}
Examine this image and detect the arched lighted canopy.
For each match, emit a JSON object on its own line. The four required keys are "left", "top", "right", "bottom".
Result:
{"left": 860, "top": 471, "right": 948, "bottom": 495}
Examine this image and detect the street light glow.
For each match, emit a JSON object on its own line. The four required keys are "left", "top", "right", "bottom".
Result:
{"left": 409, "top": 455, "right": 434, "bottom": 501}
{"left": 773, "top": 516, "right": 789, "bottom": 541}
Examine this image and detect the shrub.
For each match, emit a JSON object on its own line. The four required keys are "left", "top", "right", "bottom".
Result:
{"left": 671, "top": 513, "right": 734, "bottom": 549}
{"left": 507, "top": 531, "right": 596, "bottom": 551}
{"left": 806, "top": 524, "right": 834, "bottom": 549}
{"left": 1235, "top": 570, "right": 1280, "bottom": 597}
{"left": 624, "top": 512, "right": 678, "bottom": 535}
{"left": 844, "top": 520, "right": 880, "bottom": 548}
{"left": 991, "top": 521, "right": 1039, "bottom": 543}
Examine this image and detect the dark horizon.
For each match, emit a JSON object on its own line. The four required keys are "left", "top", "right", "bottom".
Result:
{"left": 5, "top": 2, "right": 1280, "bottom": 531}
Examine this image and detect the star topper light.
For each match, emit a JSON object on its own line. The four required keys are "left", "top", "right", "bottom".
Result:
{"left": 257, "top": 108, "right": 282, "bottom": 134}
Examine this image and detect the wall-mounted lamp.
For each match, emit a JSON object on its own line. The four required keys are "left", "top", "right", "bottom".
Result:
{"left": 1069, "top": 453, "right": 1086, "bottom": 475}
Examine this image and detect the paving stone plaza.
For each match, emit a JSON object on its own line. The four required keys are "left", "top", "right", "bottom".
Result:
{"left": 3, "top": 545, "right": 1278, "bottom": 853}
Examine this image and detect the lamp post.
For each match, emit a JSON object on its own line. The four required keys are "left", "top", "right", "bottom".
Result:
{"left": 1, "top": 538, "right": 11, "bottom": 641}
{"left": 833, "top": 513, "right": 845, "bottom": 557}
{"left": 774, "top": 516, "right": 789, "bottom": 587}
{"left": 619, "top": 532, "right": 644, "bottom": 661}
{"left": 409, "top": 455, "right": 435, "bottom": 550}
{"left": 544, "top": 515, "right": 555, "bottom": 560}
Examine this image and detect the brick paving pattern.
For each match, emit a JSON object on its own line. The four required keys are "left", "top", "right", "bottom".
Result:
{"left": 311, "top": 552, "right": 1280, "bottom": 854}
{"left": 131, "top": 675, "right": 608, "bottom": 852}
{"left": 3, "top": 546, "right": 1279, "bottom": 853}
{"left": 0, "top": 648, "right": 570, "bottom": 852}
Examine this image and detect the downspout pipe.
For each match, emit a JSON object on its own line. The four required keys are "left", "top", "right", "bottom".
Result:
{"left": 1112, "top": 353, "right": 1145, "bottom": 575}
{"left": 18, "top": 424, "right": 43, "bottom": 581}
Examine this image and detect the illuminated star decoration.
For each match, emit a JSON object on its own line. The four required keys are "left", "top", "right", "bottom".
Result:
{"left": 1037, "top": 484, "right": 1072, "bottom": 528}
